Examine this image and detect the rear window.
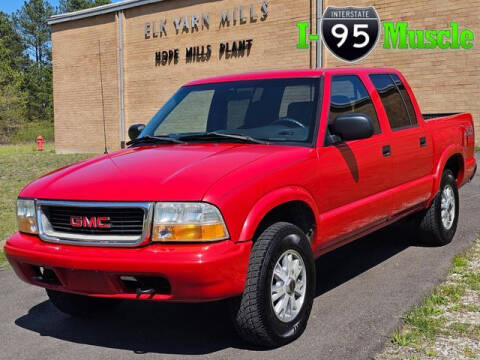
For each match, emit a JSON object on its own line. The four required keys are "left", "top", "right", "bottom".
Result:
{"left": 369, "top": 74, "right": 416, "bottom": 130}
{"left": 391, "top": 74, "right": 417, "bottom": 125}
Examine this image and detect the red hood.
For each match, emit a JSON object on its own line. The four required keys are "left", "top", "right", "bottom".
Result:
{"left": 19, "top": 143, "right": 300, "bottom": 201}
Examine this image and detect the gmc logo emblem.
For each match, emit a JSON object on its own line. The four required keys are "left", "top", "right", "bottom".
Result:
{"left": 70, "top": 216, "right": 111, "bottom": 229}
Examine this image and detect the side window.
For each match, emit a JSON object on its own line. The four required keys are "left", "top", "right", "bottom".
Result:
{"left": 390, "top": 74, "right": 417, "bottom": 125}
{"left": 329, "top": 75, "right": 381, "bottom": 134}
{"left": 369, "top": 74, "right": 414, "bottom": 130}
{"left": 155, "top": 90, "right": 214, "bottom": 135}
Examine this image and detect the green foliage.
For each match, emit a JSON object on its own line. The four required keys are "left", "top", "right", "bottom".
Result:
{"left": 0, "top": 0, "right": 112, "bottom": 144}
{"left": 22, "top": 63, "right": 53, "bottom": 122}
{"left": 58, "top": 0, "right": 111, "bottom": 13}
{"left": 13, "top": 0, "right": 54, "bottom": 65}
{"left": 0, "top": 11, "right": 26, "bottom": 69}
{"left": 0, "top": 41, "right": 27, "bottom": 142}
{"left": 10, "top": 121, "right": 53, "bottom": 144}
{"left": 391, "top": 329, "right": 421, "bottom": 346}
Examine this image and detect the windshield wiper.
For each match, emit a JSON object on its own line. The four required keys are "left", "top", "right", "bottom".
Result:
{"left": 178, "top": 132, "right": 269, "bottom": 144}
{"left": 127, "top": 135, "right": 185, "bottom": 147}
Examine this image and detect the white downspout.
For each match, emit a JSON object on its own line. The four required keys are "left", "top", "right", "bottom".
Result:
{"left": 316, "top": 0, "right": 323, "bottom": 68}
{"left": 118, "top": 10, "right": 126, "bottom": 148}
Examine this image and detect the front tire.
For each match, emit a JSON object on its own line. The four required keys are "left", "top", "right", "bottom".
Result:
{"left": 46, "top": 289, "right": 121, "bottom": 317}
{"left": 231, "top": 222, "right": 315, "bottom": 347}
{"left": 416, "top": 169, "right": 459, "bottom": 246}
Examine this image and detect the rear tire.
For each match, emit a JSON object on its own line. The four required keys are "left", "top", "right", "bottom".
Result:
{"left": 415, "top": 169, "right": 459, "bottom": 246}
{"left": 46, "top": 289, "right": 121, "bottom": 317}
{"left": 231, "top": 222, "right": 315, "bottom": 348}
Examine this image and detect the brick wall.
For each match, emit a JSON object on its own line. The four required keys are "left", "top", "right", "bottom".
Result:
{"left": 52, "top": 0, "right": 315, "bottom": 153}
{"left": 51, "top": 0, "right": 479, "bottom": 153}
{"left": 323, "top": 0, "right": 480, "bottom": 141}
{"left": 52, "top": 14, "right": 120, "bottom": 153}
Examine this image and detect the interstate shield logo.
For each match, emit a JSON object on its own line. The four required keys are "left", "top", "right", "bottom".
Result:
{"left": 321, "top": 6, "right": 380, "bottom": 62}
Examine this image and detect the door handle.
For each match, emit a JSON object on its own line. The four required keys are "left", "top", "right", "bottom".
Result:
{"left": 382, "top": 145, "right": 391, "bottom": 157}
{"left": 420, "top": 137, "right": 427, "bottom": 147}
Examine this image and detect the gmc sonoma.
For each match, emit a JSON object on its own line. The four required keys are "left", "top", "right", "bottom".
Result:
{"left": 5, "top": 68, "right": 476, "bottom": 347}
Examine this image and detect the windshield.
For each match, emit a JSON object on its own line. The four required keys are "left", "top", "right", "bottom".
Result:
{"left": 140, "top": 77, "right": 322, "bottom": 145}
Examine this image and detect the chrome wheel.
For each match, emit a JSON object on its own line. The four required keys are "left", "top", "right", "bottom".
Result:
{"left": 441, "top": 184, "right": 456, "bottom": 230}
{"left": 270, "top": 249, "right": 307, "bottom": 323}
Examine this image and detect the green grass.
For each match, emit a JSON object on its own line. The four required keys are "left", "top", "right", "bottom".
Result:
{"left": 388, "top": 239, "right": 480, "bottom": 356}
{"left": 0, "top": 250, "right": 7, "bottom": 269}
{"left": 0, "top": 143, "right": 93, "bottom": 267}
{"left": 475, "top": 145, "right": 480, "bottom": 152}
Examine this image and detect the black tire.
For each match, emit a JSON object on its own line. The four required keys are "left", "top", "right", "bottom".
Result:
{"left": 46, "top": 289, "right": 121, "bottom": 317}
{"left": 416, "top": 169, "right": 459, "bottom": 246}
{"left": 231, "top": 222, "right": 315, "bottom": 348}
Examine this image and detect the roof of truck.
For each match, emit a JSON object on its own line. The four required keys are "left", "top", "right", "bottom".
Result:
{"left": 185, "top": 68, "right": 400, "bottom": 86}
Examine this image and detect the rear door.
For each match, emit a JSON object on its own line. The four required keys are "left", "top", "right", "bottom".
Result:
{"left": 369, "top": 73, "right": 434, "bottom": 214}
{"left": 318, "top": 74, "right": 394, "bottom": 244}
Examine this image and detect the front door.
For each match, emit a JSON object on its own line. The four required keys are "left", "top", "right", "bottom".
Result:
{"left": 317, "top": 74, "right": 393, "bottom": 245}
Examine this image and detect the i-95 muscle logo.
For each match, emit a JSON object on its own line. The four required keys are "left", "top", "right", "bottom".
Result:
{"left": 320, "top": 6, "right": 380, "bottom": 62}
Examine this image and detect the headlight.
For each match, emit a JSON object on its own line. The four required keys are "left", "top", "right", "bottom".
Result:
{"left": 17, "top": 199, "right": 38, "bottom": 234}
{"left": 152, "top": 202, "right": 229, "bottom": 242}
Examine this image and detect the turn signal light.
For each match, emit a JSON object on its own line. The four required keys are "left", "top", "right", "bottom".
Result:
{"left": 151, "top": 202, "right": 229, "bottom": 242}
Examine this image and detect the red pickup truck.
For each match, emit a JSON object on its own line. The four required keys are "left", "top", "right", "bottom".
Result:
{"left": 5, "top": 68, "right": 476, "bottom": 347}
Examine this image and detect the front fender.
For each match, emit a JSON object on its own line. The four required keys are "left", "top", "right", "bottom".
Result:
{"left": 238, "top": 186, "right": 320, "bottom": 244}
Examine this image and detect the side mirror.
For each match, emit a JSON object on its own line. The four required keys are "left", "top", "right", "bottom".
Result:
{"left": 331, "top": 113, "right": 374, "bottom": 142}
{"left": 128, "top": 123, "right": 145, "bottom": 141}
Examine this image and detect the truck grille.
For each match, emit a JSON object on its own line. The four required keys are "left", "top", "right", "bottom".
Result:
{"left": 41, "top": 205, "right": 144, "bottom": 235}
{"left": 37, "top": 200, "right": 154, "bottom": 247}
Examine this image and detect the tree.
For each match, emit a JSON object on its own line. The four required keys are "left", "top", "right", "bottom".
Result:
{"left": 22, "top": 64, "right": 53, "bottom": 123}
{"left": 58, "top": 0, "right": 111, "bottom": 13}
{"left": 0, "top": 40, "right": 27, "bottom": 142}
{"left": 14, "top": 0, "right": 54, "bottom": 64}
{"left": 0, "top": 11, "right": 26, "bottom": 69}
{"left": 13, "top": 0, "right": 55, "bottom": 123}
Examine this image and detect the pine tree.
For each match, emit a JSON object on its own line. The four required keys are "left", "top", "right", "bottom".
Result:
{"left": 0, "top": 11, "right": 26, "bottom": 69}
{"left": 58, "top": 0, "right": 111, "bottom": 13}
{"left": 0, "top": 40, "right": 27, "bottom": 142}
{"left": 13, "top": 0, "right": 54, "bottom": 65}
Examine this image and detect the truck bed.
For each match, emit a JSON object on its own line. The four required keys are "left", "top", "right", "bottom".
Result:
{"left": 423, "top": 113, "right": 460, "bottom": 120}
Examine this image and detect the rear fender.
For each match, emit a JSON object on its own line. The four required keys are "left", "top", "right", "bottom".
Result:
{"left": 429, "top": 144, "right": 464, "bottom": 205}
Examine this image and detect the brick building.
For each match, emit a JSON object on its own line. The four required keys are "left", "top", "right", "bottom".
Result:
{"left": 49, "top": 0, "right": 479, "bottom": 153}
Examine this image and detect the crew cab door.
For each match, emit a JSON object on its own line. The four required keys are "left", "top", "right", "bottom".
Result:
{"left": 317, "top": 74, "right": 394, "bottom": 244}
{"left": 369, "top": 74, "right": 434, "bottom": 214}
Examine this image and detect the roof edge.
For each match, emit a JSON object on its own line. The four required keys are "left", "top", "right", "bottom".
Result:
{"left": 48, "top": 0, "right": 165, "bottom": 25}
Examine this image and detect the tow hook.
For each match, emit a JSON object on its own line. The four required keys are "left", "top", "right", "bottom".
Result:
{"left": 136, "top": 287, "right": 155, "bottom": 299}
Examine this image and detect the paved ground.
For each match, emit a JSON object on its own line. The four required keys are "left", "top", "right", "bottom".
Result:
{"left": 1, "top": 170, "right": 478, "bottom": 360}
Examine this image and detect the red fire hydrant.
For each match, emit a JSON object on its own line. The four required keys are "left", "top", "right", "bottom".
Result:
{"left": 36, "top": 135, "right": 44, "bottom": 151}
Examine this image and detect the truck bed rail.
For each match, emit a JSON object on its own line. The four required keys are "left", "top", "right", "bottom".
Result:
{"left": 422, "top": 113, "right": 460, "bottom": 120}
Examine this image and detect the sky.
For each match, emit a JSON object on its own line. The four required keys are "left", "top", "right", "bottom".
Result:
{"left": 1, "top": 0, "right": 58, "bottom": 14}
{"left": 0, "top": 0, "right": 121, "bottom": 14}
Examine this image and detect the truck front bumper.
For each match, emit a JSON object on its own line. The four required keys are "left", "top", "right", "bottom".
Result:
{"left": 4, "top": 232, "right": 252, "bottom": 302}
